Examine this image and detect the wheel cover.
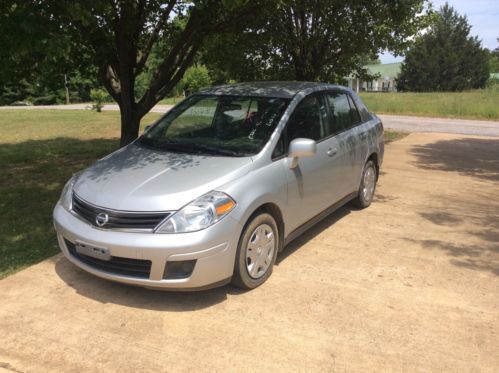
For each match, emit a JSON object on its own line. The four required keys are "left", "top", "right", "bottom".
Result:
{"left": 362, "top": 165, "right": 376, "bottom": 202}
{"left": 245, "top": 223, "right": 275, "bottom": 279}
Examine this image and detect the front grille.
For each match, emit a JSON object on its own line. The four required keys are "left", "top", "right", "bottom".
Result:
{"left": 72, "top": 193, "right": 170, "bottom": 230}
{"left": 65, "top": 239, "right": 152, "bottom": 278}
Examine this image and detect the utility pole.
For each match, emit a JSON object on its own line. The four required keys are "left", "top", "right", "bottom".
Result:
{"left": 64, "top": 74, "right": 70, "bottom": 105}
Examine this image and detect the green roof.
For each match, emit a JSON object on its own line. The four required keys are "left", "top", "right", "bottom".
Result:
{"left": 365, "top": 62, "right": 402, "bottom": 79}
{"left": 346, "top": 62, "right": 402, "bottom": 79}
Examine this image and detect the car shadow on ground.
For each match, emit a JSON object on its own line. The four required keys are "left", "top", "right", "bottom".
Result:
{"left": 54, "top": 257, "right": 237, "bottom": 311}
{"left": 276, "top": 205, "right": 351, "bottom": 264}
{"left": 54, "top": 204, "right": 354, "bottom": 311}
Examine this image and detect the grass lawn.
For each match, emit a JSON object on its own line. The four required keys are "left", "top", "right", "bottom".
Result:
{"left": 0, "top": 110, "right": 161, "bottom": 278}
{"left": 360, "top": 87, "right": 499, "bottom": 121}
{"left": 0, "top": 109, "right": 401, "bottom": 278}
{"left": 384, "top": 130, "right": 409, "bottom": 143}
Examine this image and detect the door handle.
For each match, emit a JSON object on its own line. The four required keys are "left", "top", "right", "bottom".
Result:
{"left": 327, "top": 148, "right": 337, "bottom": 157}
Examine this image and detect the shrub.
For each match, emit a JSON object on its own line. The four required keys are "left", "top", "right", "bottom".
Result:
{"left": 90, "top": 88, "right": 109, "bottom": 112}
{"left": 180, "top": 65, "right": 212, "bottom": 96}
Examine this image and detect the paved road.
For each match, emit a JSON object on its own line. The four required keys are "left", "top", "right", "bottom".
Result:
{"left": 379, "top": 114, "right": 499, "bottom": 137}
{"left": 1, "top": 133, "right": 498, "bottom": 372}
{"left": 0, "top": 103, "right": 174, "bottom": 113}
{"left": 2, "top": 103, "right": 498, "bottom": 136}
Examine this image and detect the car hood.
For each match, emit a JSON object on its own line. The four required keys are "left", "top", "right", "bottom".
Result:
{"left": 73, "top": 143, "right": 253, "bottom": 211}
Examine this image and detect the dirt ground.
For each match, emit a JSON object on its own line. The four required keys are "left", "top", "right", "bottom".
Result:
{"left": 1, "top": 133, "right": 498, "bottom": 372}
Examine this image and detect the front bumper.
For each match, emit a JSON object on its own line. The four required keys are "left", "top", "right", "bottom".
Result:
{"left": 53, "top": 202, "right": 242, "bottom": 290}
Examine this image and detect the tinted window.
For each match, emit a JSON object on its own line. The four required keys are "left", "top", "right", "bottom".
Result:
{"left": 326, "top": 92, "right": 352, "bottom": 133}
{"left": 286, "top": 95, "right": 327, "bottom": 143}
{"left": 347, "top": 95, "right": 362, "bottom": 125}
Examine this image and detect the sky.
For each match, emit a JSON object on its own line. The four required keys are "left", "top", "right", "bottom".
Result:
{"left": 380, "top": 0, "right": 499, "bottom": 63}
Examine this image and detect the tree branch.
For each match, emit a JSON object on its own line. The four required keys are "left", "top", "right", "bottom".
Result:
{"left": 135, "top": 0, "right": 177, "bottom": 76}
{"left": 100, "top": 63, "right": 121, "bottom": 104}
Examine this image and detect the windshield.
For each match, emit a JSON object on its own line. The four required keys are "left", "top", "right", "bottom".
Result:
{"left": 137, "top": 95, "right": 289, "bottom": 156}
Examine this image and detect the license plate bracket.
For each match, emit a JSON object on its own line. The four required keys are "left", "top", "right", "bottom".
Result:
{"left": 75, "top": 241, "right": 111, "bottom": 261}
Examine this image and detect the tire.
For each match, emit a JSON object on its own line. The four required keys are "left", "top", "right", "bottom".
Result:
{"left": 232, "top": 213, "right": 279, "bottom": 289}
{"left": 352, "top": 160, "right": 378, "bottom": 209}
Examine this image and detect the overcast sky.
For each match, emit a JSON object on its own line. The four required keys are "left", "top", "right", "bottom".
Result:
{"left": 380, "top": 0, "right": 499, "bottom": 63}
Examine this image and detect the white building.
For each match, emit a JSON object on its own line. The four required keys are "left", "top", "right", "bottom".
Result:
{"left": 346, "top": 62, "right": 402, "bottom": 93}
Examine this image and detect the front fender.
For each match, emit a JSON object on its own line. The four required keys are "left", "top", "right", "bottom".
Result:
{"left": 218, "top": 159, "right": 288, "bottom": 238}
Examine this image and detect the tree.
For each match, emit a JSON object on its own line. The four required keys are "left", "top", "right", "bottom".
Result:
{"left": 0, "top": 1, "right": 98, "bottom": 105}
{"left": 488, "top": 38, "right": 499, "bottom": 73}
{"left": 397, "top": 3, "right": 490, "bottom": 91}
{"left": 203, "top": 0, "right": 428, "bottom": 83}
{"left": 57, "top": 0, "right": 262, "bottom": 146}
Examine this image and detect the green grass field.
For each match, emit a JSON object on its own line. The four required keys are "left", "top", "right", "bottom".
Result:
{"left": 360, "top": 87, "right": 499, "bottom": 120}
{"left": 0, "top": 109, "right": 401, "bottom": 278}
{"left": 0, "top": 110, "right": 161, "bottom": 278}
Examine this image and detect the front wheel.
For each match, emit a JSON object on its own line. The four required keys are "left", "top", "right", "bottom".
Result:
{"left": 232, "top": 213, "right": 279, "bottom": 289}
{"left": 352, "top": 160, "right": 378, "bottom": 209}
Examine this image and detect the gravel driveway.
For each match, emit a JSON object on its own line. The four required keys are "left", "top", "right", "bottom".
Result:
{"left": 0, "top": 133, "right": 498, "bottom": 372}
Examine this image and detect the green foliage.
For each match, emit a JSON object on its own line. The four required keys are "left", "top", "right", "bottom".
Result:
{"left": 0, "top": 1, "right": 98, "bottom": 105}
{"left": 90, "top": 89, "right": 109, "bottom": 112}
{"left": 203, "top": 0, "right": 429, "bottom": 82}
{"left": 397, "top": 4, "right": 490, "bottom": 92}
{"left": 488, "top": 39, "right": 499, "bottom": 73}
{"left": 56, "top": 1, "right": 267, "bottom": 145}
{"left": 180, "top": 65, "right": 213, "bottom": 95}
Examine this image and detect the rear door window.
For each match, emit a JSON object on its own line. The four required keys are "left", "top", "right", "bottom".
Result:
{"left": 326, "top": 92, "right": 352, "bottom": 134}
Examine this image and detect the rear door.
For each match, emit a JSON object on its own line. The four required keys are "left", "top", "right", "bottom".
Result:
{"left": 347, "top": 94, "right": 369, "bottom": 178}
{"left": 324, "top": 91, "right": 366, "bottom": 193}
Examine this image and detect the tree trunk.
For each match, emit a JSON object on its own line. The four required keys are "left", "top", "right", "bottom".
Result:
{"left": 119, "top": 102, "right": 141, "bottom": 147}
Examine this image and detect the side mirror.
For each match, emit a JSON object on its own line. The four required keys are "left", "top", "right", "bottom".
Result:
{"left": 288, "top": 138, "right": 317, "bottom": 169}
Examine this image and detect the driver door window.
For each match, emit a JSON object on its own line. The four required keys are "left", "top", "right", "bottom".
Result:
{"left": 286, "top": 95, "right": 328, "bottom": 143}
{"left": 272, "top": 94, "right": 328, "bottom": 159}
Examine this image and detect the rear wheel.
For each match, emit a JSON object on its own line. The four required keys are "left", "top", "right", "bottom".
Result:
{"left": 232, "top": 213, "right": 279, "bottom": 289}
{"left": 352, "top": 160, "right": 377, "bottom": 208}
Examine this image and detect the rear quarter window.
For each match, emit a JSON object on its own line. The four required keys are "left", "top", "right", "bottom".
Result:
{"left": 350, "top": 94, "right": 373, "bottom": 122}
{"left": 347, "top": 95, "right": 362, "bottom": 125}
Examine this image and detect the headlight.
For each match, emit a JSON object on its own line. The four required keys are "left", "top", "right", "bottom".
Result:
{"left": 59, "top": 174, "right": 79, "bottom": 211}
{"left": 155, "top": 191, "right": 236, "bottom": 233}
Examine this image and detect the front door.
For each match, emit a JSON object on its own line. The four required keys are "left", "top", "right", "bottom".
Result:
{"left": 276, "top": 94, "right": 341, "bottom": 234}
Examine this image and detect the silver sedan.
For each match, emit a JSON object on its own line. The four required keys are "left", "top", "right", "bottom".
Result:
{"left": 53, "top": 81, "right": 384, "bottom": 290}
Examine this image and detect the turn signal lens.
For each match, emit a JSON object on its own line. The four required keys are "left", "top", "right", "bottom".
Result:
{"left": 215, "top": 200, "right": 235, "bottom": 215}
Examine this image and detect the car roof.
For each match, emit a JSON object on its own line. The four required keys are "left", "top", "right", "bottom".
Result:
{"left": 198, "top": 81, "right": 345, "bottom": 99}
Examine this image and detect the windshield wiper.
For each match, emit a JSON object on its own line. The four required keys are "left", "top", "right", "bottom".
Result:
{"left": 137, "top": 137, "right": 249, "bottom": 156}
{"left": 136, "top": 136, "right": 160, "bottom": 148}
{"left": 192, "top": 144, "right": 249, "bottom": 157}
{"left": 137, "top": 138, "right": 200, "bottom": 153}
